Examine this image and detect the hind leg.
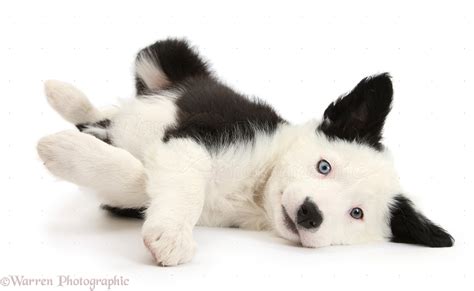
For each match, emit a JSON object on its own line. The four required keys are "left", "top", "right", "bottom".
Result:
{"left": 37, "top": 130, "right": 148, "bottom": 208}
{"left": 44, "top": 80, "right": 111, "bottom": 124}
{"left": 44, "top": 80, "right": 120, "bottom": 144}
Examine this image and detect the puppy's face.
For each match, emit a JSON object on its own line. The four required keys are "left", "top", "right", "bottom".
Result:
{"left": 265, "top": 74, "right": 453, "bottom": 248}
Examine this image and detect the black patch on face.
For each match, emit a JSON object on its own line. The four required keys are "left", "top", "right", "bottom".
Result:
{"left": 163, "top": 77, "right": 286, "bottom": 152}
{"left": 101, "top": 204, "right": 146, "bottom": 219}
{"left": 135, "top": 38, "right": 211, "bottom": 95}
{"left": 76, "top": 119, "right": 112, "bottom": 144}
{"left": 389, "top": 195, "right": 454, "bottom": 247}
{"left": 318, "top": 73, "right": 393, "bottom": 150}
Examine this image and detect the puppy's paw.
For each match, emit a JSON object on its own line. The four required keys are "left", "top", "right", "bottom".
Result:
{"left": 37, "top": 131, "right": 97, "bottom": 182}
{"left": 44, "top": 80, "right": 100, "bottom": 124}
{"left": 142, "top": 225, "right": 196, "bottom": 266}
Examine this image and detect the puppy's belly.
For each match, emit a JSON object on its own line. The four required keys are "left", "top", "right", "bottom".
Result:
{"left": 197, "top": 172, "right": 269, "bottom": 230}
{"left": 197, "top": 190, "right": 268, "bottom": 230}
{"left": 108, "top": 97, "right": 178, "bottom": 162}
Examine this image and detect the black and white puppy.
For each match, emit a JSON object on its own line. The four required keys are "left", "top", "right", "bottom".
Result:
{"left": 37, "top": 39, "right": 454, "bottom": 266}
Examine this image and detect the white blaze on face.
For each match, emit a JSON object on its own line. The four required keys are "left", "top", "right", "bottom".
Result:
{"left": 266, "top": 122, "right": 402, "bottom": 247}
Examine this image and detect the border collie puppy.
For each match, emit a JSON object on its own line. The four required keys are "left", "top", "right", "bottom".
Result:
{"left": 37, "top": 39, "right": 453, "bottom": 266}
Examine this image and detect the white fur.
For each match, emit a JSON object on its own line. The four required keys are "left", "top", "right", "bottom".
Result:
{"left": 37, "top": 130, "right": 148, "bottom": 208}
{"left": 108, "top": 97, "right": 178, "bottom": 162}
{"left": 44, "top": 80, "right": 103, "bottom": 124}
{"left": 142, "top": 138, "right": 211, "bottom": 265}
{"left": 38, "top": 81, "right": 402, "bottom": 265}
{"left": 263, "top": 122, "right": 401, "bottom": 247}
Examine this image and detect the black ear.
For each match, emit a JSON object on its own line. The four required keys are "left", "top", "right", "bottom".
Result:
{"left": 318, "top": 73, "right": 393, "bottom": 150}
{"left": 389, "top": 195, "right": 454, "bottom": 247}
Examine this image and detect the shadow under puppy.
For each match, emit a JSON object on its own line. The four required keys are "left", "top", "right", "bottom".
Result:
{"left": 37, "top": 39, "right": 453, "bottom": 266}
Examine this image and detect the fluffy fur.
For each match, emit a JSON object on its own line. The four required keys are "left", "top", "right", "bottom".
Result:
{"left": 37, "top": 39, "right": 453, "bottom": 266}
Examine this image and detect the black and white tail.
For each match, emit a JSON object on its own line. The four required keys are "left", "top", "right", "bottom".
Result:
{"left": 134, "top": 38, "right": 211, "bottom": 95}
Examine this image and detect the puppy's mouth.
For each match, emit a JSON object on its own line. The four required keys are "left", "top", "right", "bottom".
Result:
{"left": 282, "top": 206, "right": 298, "bottom": 235}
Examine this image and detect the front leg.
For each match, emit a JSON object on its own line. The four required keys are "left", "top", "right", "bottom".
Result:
{"left": 142, "top": 139, "right": 211, "bottom": 266}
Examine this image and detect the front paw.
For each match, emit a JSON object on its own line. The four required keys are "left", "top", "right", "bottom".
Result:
{"left": 142, "top": 225, "right": 196, "bottom": 266}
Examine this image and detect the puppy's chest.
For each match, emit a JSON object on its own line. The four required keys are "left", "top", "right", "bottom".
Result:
{"left": 197, "top": 152, "right": 272, "bottom": 230}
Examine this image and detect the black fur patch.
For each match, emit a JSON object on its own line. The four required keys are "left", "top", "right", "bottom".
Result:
{"left": 389, "top": 195, "right": 454, "bottom": 247}
{"left": 135, "top": 38, "right": 211, "bottom": 95}
{"left": 163, "top": 77, "right": 286, "bottom": 152}
{"left": 318, "top": 73, "right": 393, "bottom": 150}
{"left": 134, "top": 38, "right": 285, "bottom": 151}
{"left": 76, "top": 119, "right": 112, "bottom": 144}
{"left": 101, "top": 205, "right": 145, "bottom": 219}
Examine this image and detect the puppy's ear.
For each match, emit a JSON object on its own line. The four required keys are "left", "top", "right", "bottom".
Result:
{"left": 389, "top": 195, "right": 454, "bottom": 247}
{"left": 318, "top": 73, "right": 393, "bottom": 150}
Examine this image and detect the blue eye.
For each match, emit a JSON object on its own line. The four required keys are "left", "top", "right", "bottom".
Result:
{"left": 317, "top": 159, "right": 331, "bottom": 175}
{"left": 350, "top": 207, "right": 364, "bottom": 219}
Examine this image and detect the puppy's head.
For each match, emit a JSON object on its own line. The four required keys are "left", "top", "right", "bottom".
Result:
{"left": 265, "top": 73, "right": 453, "bottom": 248}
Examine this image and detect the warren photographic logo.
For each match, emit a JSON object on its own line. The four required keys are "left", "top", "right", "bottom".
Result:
{"left": 0, "top": 275, "right": 129, "bottom": 290}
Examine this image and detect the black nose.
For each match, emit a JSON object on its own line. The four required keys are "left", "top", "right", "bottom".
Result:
{"left": 297, "top": 198, "right": 323, "bottom": 229}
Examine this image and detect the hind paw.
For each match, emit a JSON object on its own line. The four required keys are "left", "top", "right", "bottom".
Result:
{"left": 37, "top": 130, "right": 101, "bottom": 182}
{"left": 44, "top": 80, "right": 101, "bottom": 124}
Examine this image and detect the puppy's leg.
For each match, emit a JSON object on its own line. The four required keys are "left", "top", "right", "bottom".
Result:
{"left": 44, "top": 80, "right": 120, "bottom": 145}
{"left": 44, "top": 80, "right": 109, "bottom": 124}
{"left": 37, "top": 130, "right": 148, "bottom": 208}
{"left": 142, "top": 139, "right": 211, "bottom": 266}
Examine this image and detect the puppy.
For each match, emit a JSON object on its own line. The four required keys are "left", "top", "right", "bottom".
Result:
{"left": 37, "top": 39, "right": 453, "bottom": 266}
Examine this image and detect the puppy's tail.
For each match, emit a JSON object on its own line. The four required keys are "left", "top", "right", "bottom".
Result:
{"left": 134, "top": 38, "right": 211, "bottom": 95}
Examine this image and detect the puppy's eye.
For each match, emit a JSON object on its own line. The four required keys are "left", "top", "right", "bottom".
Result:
{"left": 350, "top": 207, "right": 364, "bottom": 219}
{"left": 317, "top": 159, "right": 331, "bottom": 175}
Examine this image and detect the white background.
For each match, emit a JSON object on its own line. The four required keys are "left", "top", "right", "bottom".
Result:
{"left": 0, "top": 0, "right": 473, "bottom": 290}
